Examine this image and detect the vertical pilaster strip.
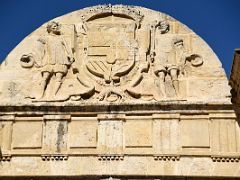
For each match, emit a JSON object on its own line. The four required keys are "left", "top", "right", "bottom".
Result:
{"left": 152, "top": 114, "right": 180, "bottom": 155}
{"left": 97, "top": 114, "right": 125, "bottom": 159}
{"left": 210, "top": 113, "right": 237, "bottom": 154}
{"left": 236, "top": 120, "right": 240, "bottom": 152}
{"left": 219, "top": 120, "right": 229, "bottom": 152}
{"left": 211, "top": 119, "right": 220, "bottom": 153}
{"left": 228, "top": 120, "right": 237, "bottom": 152}
{"left": 0, "top": 115, "right": 15, "bottom": 155}
{"left": 42, "top": 115, "right": 71, "bottom": 156}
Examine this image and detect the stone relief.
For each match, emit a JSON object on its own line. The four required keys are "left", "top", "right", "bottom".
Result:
{"left": 20, "top": 5, "right": 203, "bottom": 103}
{"left": 21, "top": 21, "right": 75, "bottom": 100}
{"left": 0, "top": 5, "right": 236, "bottom": 179}
{"left": 153, "top": 38, "right": 203, "bottom": 98}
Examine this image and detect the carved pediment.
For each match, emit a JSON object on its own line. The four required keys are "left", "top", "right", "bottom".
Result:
{"left": 0, "top": 5, "right": 230, "bottom": 105}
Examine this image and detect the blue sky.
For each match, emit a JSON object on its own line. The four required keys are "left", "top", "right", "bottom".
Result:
{"left": 0, "top": 0, "right": 239, "bottom": 77}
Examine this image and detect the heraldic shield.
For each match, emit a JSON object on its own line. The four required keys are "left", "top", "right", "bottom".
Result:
{"left": 78, "top": 12, "right": 144, "bottom": 102}
{"left": 85, "top": 15, "right": 138, "bottom": 85}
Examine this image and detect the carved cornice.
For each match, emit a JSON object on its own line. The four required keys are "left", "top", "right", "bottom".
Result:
{"left": 153, "top": 155, "right": 180, "bottom": 161}
{"left": 0, "top": 102, "right": 233, "bottom": 114}
{"left": 43, "top": 114, "right": 71, "bottom": 121}
{"left": 211, "top": 156, "right": 240, "bottom": 163}
{"left": 41, "top": 154, "right": 68, "bottom": 161}
{"left": 0, "top": 154, "right": 11, "bottom": 162}
{"left": 98, "top": 154, "right": 124, "bottom": 161}
{"left": 81, "top": 4, "right": 143, "bottom": 27}
{"left": 2, "top": 153, "right": 240, "bottom": 163}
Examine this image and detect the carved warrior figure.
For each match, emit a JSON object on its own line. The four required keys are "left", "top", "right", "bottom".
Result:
{"left": 154, "top": 38, "right": 185, "bottom": 97}
{"left": 154, "top": 38, "right": 203, "bottom": 98}
{"left": 21, "top": 21, "right": 74, "bottom": 99}
{"left": 149, "top": 20, "right": 170, "bottom": 61}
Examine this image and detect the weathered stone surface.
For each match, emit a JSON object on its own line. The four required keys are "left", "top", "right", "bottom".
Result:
{"left": 0, "top": 4, "right": 239, "bottom": 179}
{"left": 230, "top": 49, "right": 240, "bottom": 105}
{"left": 0, "top": 5, "right": 230, "bottom": 105}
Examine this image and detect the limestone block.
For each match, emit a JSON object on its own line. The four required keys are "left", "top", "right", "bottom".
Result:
{"left": 98, "top": 120, "right": 123, "bottom": 154}
{"left": 68, "top": 118, "right": 97, "bottom": 148}
{"left": 236, "top": 120, "right": 240, "bottom": 152}
{"left": 0, "top": 116, "right": 15, "bottom": 150}
{"left": 186, "top": 78, "right": 230, "bottom": 100}
{"left": 125, "top": 119, "right": 152, "bottom": 148}
{"left": 153, "top": 119, "right": 179, "bottom": 153}
{"left": 0, "top": 121, "right": 13, "bottom": 153}
{"left": 211, "top": 119, "right": 239, "bottom": 153}
{"left": 180, "top": 119, "right": 210, "bottom": 148}
{"left": 12, "top": 121, "right": 42, "bottom": 149}
{"left": 42, "top": 121, "right": 67, "bottom": 153}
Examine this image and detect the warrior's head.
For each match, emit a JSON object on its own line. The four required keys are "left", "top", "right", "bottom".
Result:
{"left": 47, "top": 21, "right": 61, "bottom": 34}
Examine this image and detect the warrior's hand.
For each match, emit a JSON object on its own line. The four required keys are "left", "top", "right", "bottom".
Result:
{"left": 183, "top": 52, "right": 192, "bottom": 59}
{"left": 67, "top": 56, "right": 75, "bottom": 64}
{"left": 179, "top": 64, "right": 185, "bottom": 74}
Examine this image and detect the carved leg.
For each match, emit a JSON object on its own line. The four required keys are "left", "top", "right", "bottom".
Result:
{"left": 40, "top": 72, "right": 51, "bottom": 98}
{"left": 54, "top": 72, "right": 64, "bottom": 96}
{"left": 158, "top": 71, "right": 166, "bottom": 98}
{"left": 170, "top": 69, "right": 179, "bottom": 97}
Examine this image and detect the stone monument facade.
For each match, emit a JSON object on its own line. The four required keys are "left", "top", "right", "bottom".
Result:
{"left": 0, "top": 5, "right": 239, "bottom": 179}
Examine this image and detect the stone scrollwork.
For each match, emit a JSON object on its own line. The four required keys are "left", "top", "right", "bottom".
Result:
{"left": 188, "top": 54, "right": 203, "bottom": 67}
{"left": 20, "top": 53, "right": 35, "bottom": 68}
{"left": 82, "top": 10, "right": 141, "bottom": 102}
{"left": 81, "top": 4, "right": 144, "bottom": 28}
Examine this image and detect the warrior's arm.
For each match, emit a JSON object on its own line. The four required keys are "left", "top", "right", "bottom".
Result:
{"left": 62, "top": 36, "right": 73, "bottom": 57}
{"left": 62, "top": 36, "right": 75, "bottom": 64}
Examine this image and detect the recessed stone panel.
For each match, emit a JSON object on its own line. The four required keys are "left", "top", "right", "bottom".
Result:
{"left": 68, "top": 120, "right": 98, "bottom": 148}
{"left": 12, "top": 121, "right": 42, "bottom": 149}
{"left": 181, "top": 120, "right": 210, "bottom": 148}
{"left": 125, "top": 120, "right": 152, "bottom": 148}
{"left": 97, "top": 120, "right": 123, "bottom": 154}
